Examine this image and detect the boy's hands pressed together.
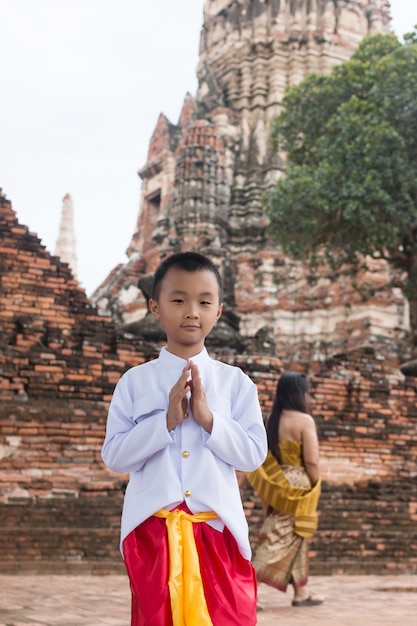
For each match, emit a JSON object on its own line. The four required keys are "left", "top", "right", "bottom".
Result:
{"left": 166, "top": 361, "right": 213, "bottom": 433}
{"left": 166, "top": 363, "right": 191, "bottom": 431}
{"left": 187, "top": 361, "right": 213, "bottom": 434}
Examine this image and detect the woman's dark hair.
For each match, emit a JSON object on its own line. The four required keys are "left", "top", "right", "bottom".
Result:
{"left": 151, "top": 251, "right": 223, "bottom": 302}
{"left": 267, "top": 371, "right": 309, "bottom": 462}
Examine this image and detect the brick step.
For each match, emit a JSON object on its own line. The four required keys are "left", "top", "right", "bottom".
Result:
{"left": 0, "top": 558, "right": 413, "bottom": 576}
{"left": 310, "top": 559, "right": 417, "bottom": 575}
{"left": 0, "top": 559, "right": 126, "bottom": 575}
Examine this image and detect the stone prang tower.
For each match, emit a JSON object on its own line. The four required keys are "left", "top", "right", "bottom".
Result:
{"left": 55, "top": 193, "right": 78, "bottom": 279}
{"left": 92, "top": 1, "right": 401, "bottom": 364}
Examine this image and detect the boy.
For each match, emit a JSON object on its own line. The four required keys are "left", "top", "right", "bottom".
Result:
{"left": 101, "top": 252, "right": 267, "bottom": 626}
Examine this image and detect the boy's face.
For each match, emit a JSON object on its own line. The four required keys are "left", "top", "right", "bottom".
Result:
{"left": 149, "top": 267, "right": 223, "bottom": 358}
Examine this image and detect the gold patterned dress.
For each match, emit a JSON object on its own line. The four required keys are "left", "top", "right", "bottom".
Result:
{"left": 246, "top": 440, "right": 321, "bottom": 592}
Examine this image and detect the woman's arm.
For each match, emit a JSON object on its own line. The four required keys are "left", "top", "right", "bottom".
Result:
{"left": 302, "top": 416, "right": 320, "bottom": 486}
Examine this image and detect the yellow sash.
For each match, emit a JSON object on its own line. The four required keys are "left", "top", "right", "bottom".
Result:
{"left": 246, "top": 451, "right": 321, "bottom": 538}
{"left": 154, "top": 508, "right": 218, "bottom": 626}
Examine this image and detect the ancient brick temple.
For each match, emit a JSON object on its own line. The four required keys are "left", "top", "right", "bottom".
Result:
{"left": 91, "top": 0, "right": 405, "bottom": 368}
{"left": 1, "top": 0, "right": 416, "bottom": 576}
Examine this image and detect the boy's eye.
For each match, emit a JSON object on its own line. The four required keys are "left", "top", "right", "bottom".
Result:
{"left": 201, "top": 300, "right": 212, "bottom": 305}
{"left": 172, "top": 298, "right": 184, "bottom": 304}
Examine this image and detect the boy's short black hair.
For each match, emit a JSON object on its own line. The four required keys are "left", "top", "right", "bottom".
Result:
{"left": 151, "top": 252, "right": 223, "bottom": 302}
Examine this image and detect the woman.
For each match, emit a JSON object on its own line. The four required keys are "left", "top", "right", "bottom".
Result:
{"left": 247, "top": 371, "right": 324, "bottom": 607}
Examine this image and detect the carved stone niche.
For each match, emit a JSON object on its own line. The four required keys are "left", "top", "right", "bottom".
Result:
{"left": 122, "top": 274, "right": 166, "bottom": 341}
{"left": 205, "top": 304, "right": 246, "bottom": 353}
{"left": 399, "top": 359, "right": 417, "bottom": 377}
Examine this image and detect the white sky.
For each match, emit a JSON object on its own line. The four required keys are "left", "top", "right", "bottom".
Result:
{"left": 1, "top": 0, "right": 416, "bottom": 295}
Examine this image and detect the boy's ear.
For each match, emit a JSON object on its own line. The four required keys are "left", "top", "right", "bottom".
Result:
{"left": 149, "top": 298, "right": 160, "bottom": 319}
{"left": 216, "top": 303, "right": 223, "bottom": 321}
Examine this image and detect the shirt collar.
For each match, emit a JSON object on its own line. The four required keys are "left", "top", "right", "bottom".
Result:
{"left": 159, "top": 346, "right": 210, "bottom": 369}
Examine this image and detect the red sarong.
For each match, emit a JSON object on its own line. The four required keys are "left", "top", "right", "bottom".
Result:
{"left": 123, "top": 502, "right": 257, "bottom": 626}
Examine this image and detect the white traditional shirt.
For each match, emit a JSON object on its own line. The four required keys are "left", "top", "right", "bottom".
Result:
{"left": 101, "top": 346, "right": 267, "bottom": 560}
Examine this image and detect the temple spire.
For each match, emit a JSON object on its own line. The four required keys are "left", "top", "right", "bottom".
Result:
{"left": 55, "top": 193, "right": 78, "bottom": 277}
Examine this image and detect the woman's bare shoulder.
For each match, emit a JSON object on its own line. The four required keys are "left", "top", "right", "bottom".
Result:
{"left": 281, "top": 410, "right": 314, "bottom": 423}
{"left": 280, "top": 410, "right": 315, "bottom": 440}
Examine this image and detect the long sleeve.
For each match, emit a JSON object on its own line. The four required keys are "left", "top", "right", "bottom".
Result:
{"left": 101, "top": 347, "right": 267, "bottom": 560}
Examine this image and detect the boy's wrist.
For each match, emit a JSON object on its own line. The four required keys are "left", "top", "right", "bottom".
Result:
{"left": 200, "top": 411, "right": 213, "bottom": 434}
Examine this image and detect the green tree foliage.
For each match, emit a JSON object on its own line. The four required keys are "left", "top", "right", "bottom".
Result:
{"left": 266, "top": 32, "right": 417, "bottom": 354}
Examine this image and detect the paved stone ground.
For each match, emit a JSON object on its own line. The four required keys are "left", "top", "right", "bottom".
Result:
{"left": 0, "top": 574, "right": 416, "bottom": 625}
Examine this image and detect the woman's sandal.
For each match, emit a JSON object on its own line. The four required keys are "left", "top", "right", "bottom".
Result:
{"left": 292, "top": 594, "right": 324, "bottom": 607}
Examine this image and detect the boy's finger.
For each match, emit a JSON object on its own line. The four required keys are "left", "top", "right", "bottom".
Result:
{"left": 189, "top": 363, "right": 202, "bottom": 388}
{"left": 175, "top": 364, "right": 191, "bottom": 388}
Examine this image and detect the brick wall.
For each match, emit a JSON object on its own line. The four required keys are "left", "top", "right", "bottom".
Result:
{"left": 240, "top": 351, "right": 417, "bottom": 575}
{"left": 1, "top": 193, "right": 416, "bottom": 574}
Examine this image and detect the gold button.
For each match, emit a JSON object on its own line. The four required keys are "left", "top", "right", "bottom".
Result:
{"left": 182, "top": 451, "right": 190, "bottom": 458}
{"left": 183, "top": 412, "right": 189, "bottom": 418}
{"left": 185, "top": 490, "right": 191, "bottom": 497}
